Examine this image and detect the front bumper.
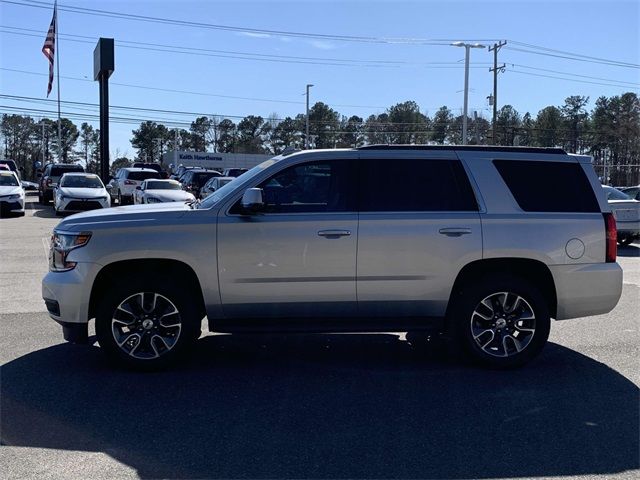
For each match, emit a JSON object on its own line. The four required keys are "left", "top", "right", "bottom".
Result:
{"left": 42, "top": 262, "right": 101, "bottom": 327}
{"left": 550, "top": 262, "right": 623, "bottom": 320}
{"left": 0, "top": 197, "right": 25, "bottom": 214}
{"left": 57, "top": 196, "right": 110, "bottom": 213}
{"left": 616, "top": 220, "right": 640, "bottom": 238}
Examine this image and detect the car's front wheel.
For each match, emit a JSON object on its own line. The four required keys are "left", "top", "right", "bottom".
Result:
{"left": 450, "top": 275, "right": 550, "bottom": 368}
{"left": 95, "top": 277, "right": 201, "bottom": 370}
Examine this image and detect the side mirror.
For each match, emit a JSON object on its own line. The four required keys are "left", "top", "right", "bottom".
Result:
{"left": 105, "top": 184, "right": 112, "bottom": 192}
{"left": 241, "top": 188, "right": 264, "bottom": 214}
{"left": 136, "top": 186, "right": 142, "bottom": 190}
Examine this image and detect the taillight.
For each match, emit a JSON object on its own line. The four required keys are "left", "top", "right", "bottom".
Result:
{"left": 604, "top": 212, "right": 617, "bottom": 263}
{"left": 124, "top": 180, "right": 136, "bottom": 185}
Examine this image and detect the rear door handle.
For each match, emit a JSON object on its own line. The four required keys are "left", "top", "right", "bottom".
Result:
{"left": 439, "top": 228, "right": 472, "bottom": 237}
{"left": 318, "top": 229, "right": 351, "bottom": 238}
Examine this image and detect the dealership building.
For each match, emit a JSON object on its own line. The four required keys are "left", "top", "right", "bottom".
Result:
{"left": 161, "top": 151, "right": 272, "bottom": 172}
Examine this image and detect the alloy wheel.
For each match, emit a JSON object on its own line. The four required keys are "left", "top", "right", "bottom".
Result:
{"left": 111, "top": 292, "right": 182, "bottom": 360}
{"left": 470, "top": 291, "right": 536, "bottom": 357}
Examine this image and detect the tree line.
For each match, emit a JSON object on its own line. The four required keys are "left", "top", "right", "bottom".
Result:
{"left": 2, "top": 92, "right": 639, "bottom": 185}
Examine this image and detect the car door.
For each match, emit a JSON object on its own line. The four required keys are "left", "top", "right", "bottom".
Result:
{"left": 217, "top": 154, "right": 359, "bottom": 319}
{"left": 356, "top": 150, "right": 482, "bottom": 318}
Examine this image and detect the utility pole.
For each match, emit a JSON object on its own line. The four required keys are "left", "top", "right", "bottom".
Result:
{"left": 489, "top": 41, "right": 507, "bottom": 145}
{"left": 452, "top": 42, "right": 485, "bottom": 145}
{"left": 305, "top": 84, "right": 314, "bottom": 149}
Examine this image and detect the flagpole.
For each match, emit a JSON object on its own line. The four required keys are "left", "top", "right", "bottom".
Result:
{"left": 55, "top": 1, "right": 62, "bottom": 162}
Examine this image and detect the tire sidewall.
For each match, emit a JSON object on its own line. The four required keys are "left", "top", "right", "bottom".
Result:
{"left": 450, "top": 274, "right": 551, "bottom": 368}
{"left": 95, "top": 276, "right": 201, "bottom": 370}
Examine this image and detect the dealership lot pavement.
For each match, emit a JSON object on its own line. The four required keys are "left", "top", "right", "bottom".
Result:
{"left": 1, "top": 197, "right": 639, "bottom": 479}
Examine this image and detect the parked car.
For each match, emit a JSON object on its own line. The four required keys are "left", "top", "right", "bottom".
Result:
{"left": 180, "top": 169, "right": 221, "bottom": 196}
{"left": 170, "top": 165, "right": 197, "bottom": 181}
{"left": 21, "top": 180, "right": 39, "bottom": 192}
{"left": 0, "top": 171, "right": 25, "bottom": 217}
{"left": 43, "top": 146, "right": 623, "bottom": 370}
{"left": 54, "top": 173, "right": 111, "bottom": 216}
{"left": 112, "top": 168, "right": 162, "bottom": 205}
{"left": 134, "top": 179, "right": 195, "bottom": 204}
{"left": 199, "top": 176, "right": 235, "bottom": 199}
{"left": 223, "top": 168, "right": 248, "bottom": 178}
{"left": 620, "top": 185, "right": 640, "bottom": 201}
{"left": 39, "top": 163, "right": 84, "bottom": 204}
{"left": 602, "top": 185, "right": 640, "bottom": 245}
{"left": 133, "top": 162, "right": 169, "bottom": 179}
{"left": 0, "top": 159, "right": 20, "bottom": 179}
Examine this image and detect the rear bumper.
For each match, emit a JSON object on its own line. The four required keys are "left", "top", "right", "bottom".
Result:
{"left": 550, "top": 262, "right": 623, "bottom": 320}
{"left": 616, "top": 220, "right": 640, "bottom": 237}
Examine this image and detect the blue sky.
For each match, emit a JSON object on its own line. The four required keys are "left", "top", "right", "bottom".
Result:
{"left": 1, "top": 0, "right": 638, "bottom": 157}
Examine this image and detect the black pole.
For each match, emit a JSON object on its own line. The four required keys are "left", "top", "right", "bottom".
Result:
{"left": 98, "top": 72, "right": 109, "bottom": 181}
{"left": 94, "top": 37, "right": 114, "bottom": 182}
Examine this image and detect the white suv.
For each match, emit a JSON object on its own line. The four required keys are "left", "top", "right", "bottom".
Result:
{"left": 113, "top": 168, "right": 161, "bottom": 205}
{"left": 42, "top": 146, "right": 623, "bottom": 370}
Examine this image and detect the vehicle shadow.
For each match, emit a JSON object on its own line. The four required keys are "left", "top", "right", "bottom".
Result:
{"left": 618, "top": 243, "right": 640, "bottom": 257}
{"left": 1, "top": 334, "right": 638, "bottom": 479}
{"left": 30, "top": 202, "right": 58, "bottom": 219}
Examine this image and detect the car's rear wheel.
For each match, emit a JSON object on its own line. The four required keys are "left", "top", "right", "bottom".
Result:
{"left": 450, "top": 275, "right": 550, "bottom": 368}
{"left": 618, "top": 237, "right": 634, "bottom": 246}
{"left": 95, "top": 277, "right": 201, "bottom": 370}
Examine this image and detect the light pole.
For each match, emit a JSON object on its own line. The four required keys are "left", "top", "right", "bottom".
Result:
{"left": 451, "top": 42, "right": 485, "bottom": 145}
{"left": 305, "top": 84, "right": 314, "bottom": 149}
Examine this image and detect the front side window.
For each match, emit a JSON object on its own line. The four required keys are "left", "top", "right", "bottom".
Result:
{"left": 232, "top": 160, "right": 356, "bottom": 214}
{"left": 359, "top": 158, "right": 478, "bottom": 212}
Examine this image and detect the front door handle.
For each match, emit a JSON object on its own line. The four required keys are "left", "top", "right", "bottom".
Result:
{"left": 318, "top": 229, "right": 351, "bottom": 238}
{"left": 439, "top": 228, "right": 472, "bottom": 237}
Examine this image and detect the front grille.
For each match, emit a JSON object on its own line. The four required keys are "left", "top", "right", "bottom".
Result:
{"left": 65, "top": 200, "right": 103, "bottom": 211}
{"left": 0, "top": 200, "right": 21, "bottom": 212}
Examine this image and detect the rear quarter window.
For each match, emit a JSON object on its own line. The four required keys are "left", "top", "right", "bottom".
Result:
{"left": 493, "top": 160, "right": 600, "bottom": 213}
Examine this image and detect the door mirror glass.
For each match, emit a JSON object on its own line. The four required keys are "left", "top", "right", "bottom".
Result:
{"left": 241, "top": 188, "right": 264, "bottom": 213}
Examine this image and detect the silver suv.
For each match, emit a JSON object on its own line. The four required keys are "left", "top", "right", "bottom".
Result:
{"left": 42, "top": 146, "right": 623, "bottom": 369}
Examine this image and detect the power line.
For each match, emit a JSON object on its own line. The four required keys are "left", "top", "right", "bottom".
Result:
{"left": 2, "top": 0, "right": 496, "bottom": 46}
{"left": 508, "top": 40, "right": 640, "bottom": 68}
{"left": 507, "top": 69, "right": 640, "bottom": 90}
{"left": 505, "top": 63, "right": 640, "bottom": 87}
{"left": 505, "top": 46, "right": 640, "bottom": 69}
{"left": 0, "top": 25, "right": 493, "bottom": 68}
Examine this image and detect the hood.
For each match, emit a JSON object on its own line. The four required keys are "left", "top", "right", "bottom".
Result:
{"left": 56, "top": 201, "right": 192, "bottom": 232}
{"left": 58, "top": 187, "right": 107, "bottom": 198}
{"left": 0, "top": 185, "right": 23, "bottom": 196}
{"left": 146, "top": 189, "right": 194, "bottom": 202}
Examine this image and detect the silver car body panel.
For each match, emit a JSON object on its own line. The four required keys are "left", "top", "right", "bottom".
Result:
{"left": 43, "top": 147, "right": 623, "bottom": 328}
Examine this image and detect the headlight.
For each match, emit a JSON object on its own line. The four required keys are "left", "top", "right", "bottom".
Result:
{"left": 8, "top": 193, "right": 23, "bottom": 200}
{"left": 49, "top": 231, "right": 92, "bottom": 272}
{"left": 146, "top": 197, "right": 161, "bottom": 203}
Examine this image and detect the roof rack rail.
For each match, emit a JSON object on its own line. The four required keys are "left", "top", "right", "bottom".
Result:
{"left": 357, "top": 145, "right": 567, "bottom": 154}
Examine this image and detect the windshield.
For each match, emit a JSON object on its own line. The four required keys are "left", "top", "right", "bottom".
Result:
{"left": 198, "top": 157, "right": 278, "bottom": 209}
{"left": 146, "top": 180, "right": 180, "bottom": 190}
{"left": 60, "top": 175, "right": 104, "bottom": 188}
{"left": 603, "top": 186, "right": 632, "bottom": 200}
{"left": 0, "top": 172, "right": 19, "bottom": 186}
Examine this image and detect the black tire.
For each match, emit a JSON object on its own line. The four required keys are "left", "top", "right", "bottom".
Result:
{"left": 38, "top": 191, "right": 44, "bottom": 205}
{"left": 618, "top": 237, "right": 634, "bottom": 246}
{"left": 448, "top": 274, "right": 550, "bottom": 369}
{"left": 95, "top": 276, "right": 202, "bottom": 370}
{"left": 117, "top": 190, "right": 123, "bottom": 205}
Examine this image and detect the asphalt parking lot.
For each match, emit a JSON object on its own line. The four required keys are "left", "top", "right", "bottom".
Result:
{"left": 1, "top": 196, "right": 639, "bottom": 479}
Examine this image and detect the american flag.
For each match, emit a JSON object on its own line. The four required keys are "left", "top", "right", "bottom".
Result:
{"left": 41, "top": 3, "right": 57, "bottom": 97}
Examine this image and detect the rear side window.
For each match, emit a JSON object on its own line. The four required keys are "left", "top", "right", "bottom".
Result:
{"left": 359, "top": 159, "right": 478, "bottom": 212}
{"left": 494, "top": 160, "right": 599, "bottom": 212}
{"left": 127, "top": 171, "right": 161, "bottom": 181}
